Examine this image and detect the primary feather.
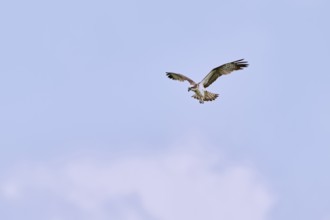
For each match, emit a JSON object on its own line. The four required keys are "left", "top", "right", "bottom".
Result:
{"left": 201, "top": 59, "right": 249, "bottom": 88}
{"left": 166, "top": 72, "right": 196, "bottom": 85}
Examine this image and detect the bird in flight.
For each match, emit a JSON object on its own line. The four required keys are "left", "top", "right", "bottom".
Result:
{"left": 166, "top": 59, "right": 249, "bottom": 104}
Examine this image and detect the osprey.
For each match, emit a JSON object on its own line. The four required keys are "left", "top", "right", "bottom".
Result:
{"left": 166, "top": 59, "right": 249, "bottom": 103}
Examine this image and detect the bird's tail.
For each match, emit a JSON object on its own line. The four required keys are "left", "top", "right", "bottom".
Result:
{"left": 191, "top": 90, "right": 219, "bottom": 102}
{"left": 203, "top": 90, "right": 219, "bottom": 101}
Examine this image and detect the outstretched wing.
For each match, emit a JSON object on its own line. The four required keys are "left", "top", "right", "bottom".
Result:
{"left": 166, "top": 72, "right": 196, "bottom": 85}
{"left": 201, "top": 59, "right": 249, "bottom": 88}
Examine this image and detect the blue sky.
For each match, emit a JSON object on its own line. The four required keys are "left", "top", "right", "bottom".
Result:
{"left": 0, "top": 0, "right": 329, "bottom": 219}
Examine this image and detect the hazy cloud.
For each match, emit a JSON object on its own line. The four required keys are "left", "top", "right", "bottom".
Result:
{"left": 1, "top": 143, "right": 274, "bottom": 220}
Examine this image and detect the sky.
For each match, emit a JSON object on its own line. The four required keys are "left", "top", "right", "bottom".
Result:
{"left": 0, "top": 0, "right": 329, "bottom": 219}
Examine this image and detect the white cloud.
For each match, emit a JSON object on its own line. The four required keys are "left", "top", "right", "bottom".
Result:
{"left": 0, "top": 143, "right": 274, "bottom": 220}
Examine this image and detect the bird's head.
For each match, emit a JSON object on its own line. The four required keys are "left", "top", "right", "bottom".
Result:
{"left": 188, "top": 87, "right": 192, "bottom": 92}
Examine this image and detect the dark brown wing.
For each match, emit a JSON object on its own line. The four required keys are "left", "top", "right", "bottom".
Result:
{"left": 166, "top": 72, "right": 196, "bottom": 85}
{"left": 201, "top": 59, "right": 249, "bottom": 88}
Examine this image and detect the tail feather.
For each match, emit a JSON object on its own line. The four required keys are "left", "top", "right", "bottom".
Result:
{"left": 204, "top": 90, "right": 219, "bottom": 101}
{"left": 191, "top": 90, "right": 219, "bottom": 102}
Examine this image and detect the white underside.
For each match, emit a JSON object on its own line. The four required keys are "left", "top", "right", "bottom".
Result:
{"left": 196, "top": 84, "right": 206, "bottom": 96}
{"left": 190, "top": 84, "right": 219, "bottom": 103}
{"left": 192, "top": 84, "right": 206, "bottom": 102}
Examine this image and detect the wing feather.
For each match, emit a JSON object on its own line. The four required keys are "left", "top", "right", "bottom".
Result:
{"left": 204, "top": 91, "right": 219, "bottom": 101}
{"left": 166, "top": 72, "right": 196, "bottom": 85}
{"left": 201, "top": 59, "right": 249, "bottom": 88}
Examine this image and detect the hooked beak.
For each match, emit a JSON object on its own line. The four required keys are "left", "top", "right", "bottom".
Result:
{"left": 188, "top": 87, "right": 191, "bottom": 92}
